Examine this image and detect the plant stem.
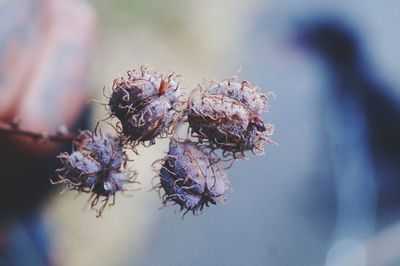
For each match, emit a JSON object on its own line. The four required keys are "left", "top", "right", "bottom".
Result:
{"left": 0, "top": 121, "right": 76, "bottom": 143}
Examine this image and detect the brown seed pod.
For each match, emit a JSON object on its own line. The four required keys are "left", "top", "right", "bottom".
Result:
{"left": 156, "top": 140, "right": 231, "bottom": 216}
{"left": 187, "top": 77, "right": 274, "bottom": 157}
{"left": 51, "top": 130, "right": 137, "bottom": 217}
{"left": 108, "top": 66, "right": 185, "bottom": 146}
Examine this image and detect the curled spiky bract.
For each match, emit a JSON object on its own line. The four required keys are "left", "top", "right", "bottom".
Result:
{"left": 108, "top": 66, "right": 185, "bottom": 146}
{"left": 52, "top": 130, "right": 137, "bottom": 217}
{"left": 187, "top": 77, "right": 274, "bottom": 157}
{"left": 158, "top": 141, "right": 230, "bottom": 216}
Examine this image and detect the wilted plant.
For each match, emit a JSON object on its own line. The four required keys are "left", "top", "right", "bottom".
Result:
{"left": 52, "top": 130, "right": 137, "bottom": 217}
{"left": 156, "top": 140, "right": 231, "bottom": 216}
{"left": 0, "top": 66, "right": 275, "bottom": 217}
{"left": 108, "top": 66, "right": 184, "bottom": 146}
{"left": 187, "top": 77, "right": 275, "bottom": 158}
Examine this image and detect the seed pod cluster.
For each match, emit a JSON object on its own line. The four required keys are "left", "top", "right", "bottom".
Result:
{"left": 158, "top": 141, "right": 230, "bottom": 215}
{"left": 52, "top": 66, "right": 275, "bottom": 217}
{"left": 187, "top": 78, "right": 274, "bottom": 157}
{"left": 52, "top": 130, "right": 136, "bottom": 217}
{"left": 109, "top": 66, "right": 184, "bottom": 146}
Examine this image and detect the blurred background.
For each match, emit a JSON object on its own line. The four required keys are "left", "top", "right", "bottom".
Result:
{"left": 1, "top": 0, "right": 400, "bottom": 265}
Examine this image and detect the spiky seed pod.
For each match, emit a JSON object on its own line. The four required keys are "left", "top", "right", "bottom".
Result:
{"left": 158, "top": 141, "right": 230, "bottom": 216}
{"left": 108, "top": 66, "right": 185, "bottom": 146}
{"left": 52, "top": 130, "right": 137, "bottom": 217}
{"left": 187, "top": 77, "right": 274, "bottom": 157}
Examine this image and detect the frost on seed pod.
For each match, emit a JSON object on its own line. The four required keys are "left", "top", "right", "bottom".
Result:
{"left": 108, "top": 66, "right": 185, "bottom": 146}
{"left": 52, "top": 130, "right": 137, "bottom": 217}
{"left": 157, "top": 141, "right": 230, "bottom": 216}
{"left": 188, "top": 77, "right": 274, "bottom": 157}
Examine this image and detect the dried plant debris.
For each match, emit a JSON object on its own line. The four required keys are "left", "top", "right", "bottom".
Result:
{"left": 157, "top": 140, "right": 231, "bottom": 216}
{"left": 188, "top": 77, "right": 274, "bottom": 157}
{"left": 52, "top": 130, "right": 137, "bottom": 217}
{"left": 108, "top": 66, "right": 185, "bottom": 146}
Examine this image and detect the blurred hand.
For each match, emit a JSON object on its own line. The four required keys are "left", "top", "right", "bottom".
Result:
{"left": 0, "top": 0, "right": 96, "bottom": 154}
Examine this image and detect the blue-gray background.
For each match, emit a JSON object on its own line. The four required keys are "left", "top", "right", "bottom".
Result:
{"left": 2, "top": 0, "right": 400, "bottom": 265}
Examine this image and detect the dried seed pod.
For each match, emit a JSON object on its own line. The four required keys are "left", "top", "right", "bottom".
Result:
{"left": 108, "top": 66, "right": 185, "bottom": 146}
{"left": 158, "top": 141, "right": 230, "bottom": 215}
{"left": 52, "top": 130, "right": 137, "bottom": 217}
{"left": 187, "top": 77, "right": 274, "bottom": 157}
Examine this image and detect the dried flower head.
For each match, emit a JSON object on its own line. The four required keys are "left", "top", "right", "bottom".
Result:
{"left": 52, "top": 130, "right": 137, "bottom": 217}
{"left": 108, "top": 66, "right": 185, "bottom": 146}
{"left": 157, "top": 141, "right": 230, "bottom": 216}
{"left": 187, "top": 77, "right": 274, "bottom": 157}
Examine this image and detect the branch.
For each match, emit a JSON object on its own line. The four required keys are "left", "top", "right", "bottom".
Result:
{"left": 0, "top": 120, "right": 76, "bottom": 143}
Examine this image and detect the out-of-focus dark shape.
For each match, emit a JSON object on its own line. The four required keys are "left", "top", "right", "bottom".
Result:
{"left": 0, "top": 0, "right": 96, "bottom": 264}
{"left": 297, "top": 18, "right": 400, "bottom": 224}
{"left": 0, "top": 0, "right": 96, "bottom": 218}
{"left": 0, "top": 111, "right": 90, "bottom": 219}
